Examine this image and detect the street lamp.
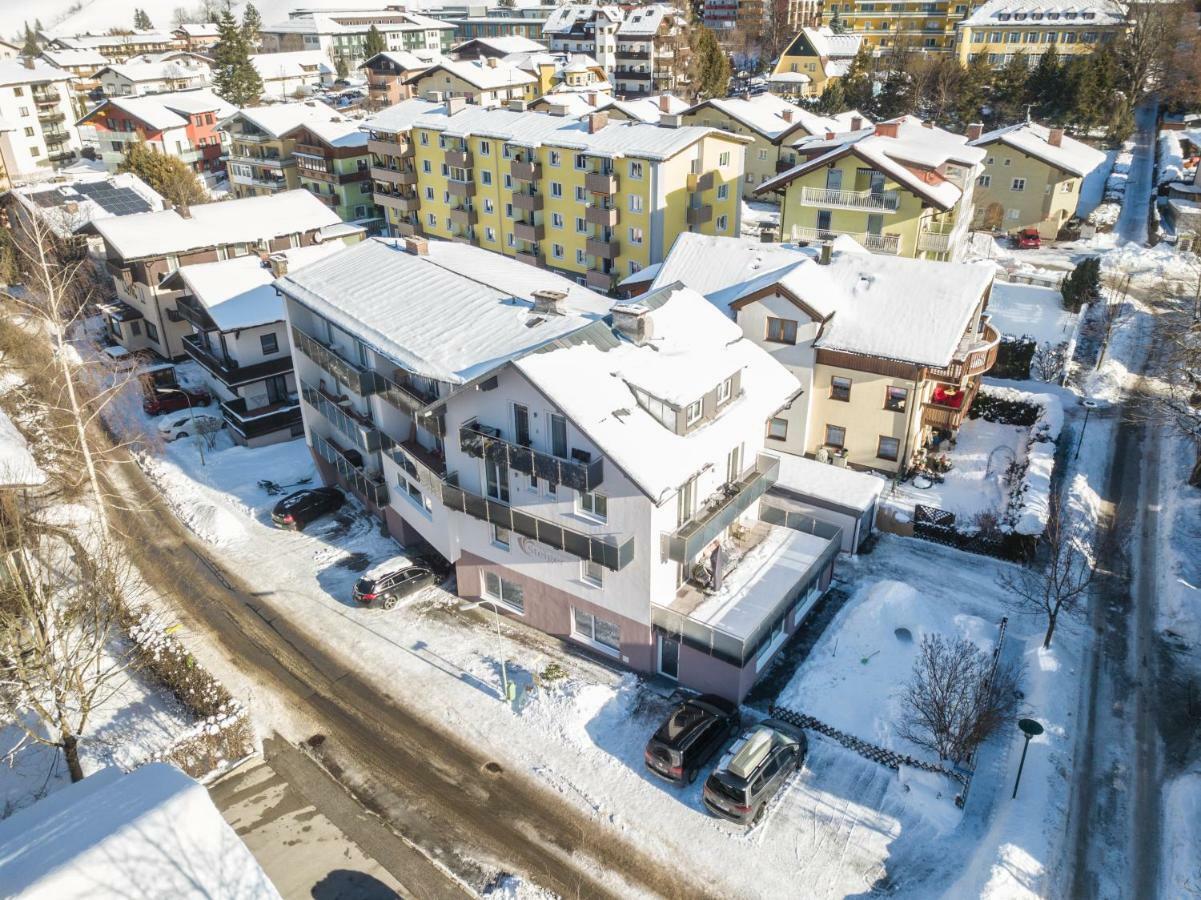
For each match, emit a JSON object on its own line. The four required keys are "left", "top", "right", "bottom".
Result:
{"left": 1012, "top": 717, "right": 1044, "bottom": 799}
{"left": 458, "top": 598, "right": 514, "bottom": 702}
{"left": 1074, "top": 399, "right": 1100, "bottom": 461}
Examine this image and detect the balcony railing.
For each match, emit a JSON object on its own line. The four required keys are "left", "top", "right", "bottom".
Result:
{"left": 585, "top": 205, "right": 618, "bottom": 227}
{"left": 448, "top": 206, "right": 477, "bottom": 227}
{"left": 788, "top": 225, "right": 901, "bottom": 255}
{"left": 585, "top": 269, "right": 614, "bottom": 292}
{"left": 512, "top": 192, "right": 543, "bottom": 212}
{"left": 368, "top": 138, "right": 412, "bottom": 158}
{"left": 372, "top": 166, "right": 417, "bottom": 186}
{"left": 312, "top": 431, "right": 388, "bottom": 506}
{"left": 291, "top": 324, "right": 376, "bottom": 396}
{"left": 799, "top": 186, "right": 901, "bottom": 212}
{"left": 514, "top": 221, "right": 545, "bottom": 242}
{"left": 445, "top": 148, "right": 472, "bottom": 167}
{"left": 384, "top": 437, "right": 446, "bottom": 490}
{"left": 511, "top": 160, "right": 541, "bottom": 181}
{"left": 181, "top": 333, "right": 294, "bottom": 386}
{"left": 917, "top": 223, "right": 955, "bottom": 253}
{"left": 585, "top": 172, "right": 617, "bottom": 195}
{"left": 301, "top": 380, "right": 382, "bottom": 453}
{"left": 666, "top": 453, "right": 780, "bottom": 563}
{"left": 220, "top": 397, "right": 302, "bottom": 440}
{"left": 373, "top": 367, "right": 439, "bottom": 417}
{"left": 441, "top": 474, "right": 634, "bottom": 571}
{"left": 448, "top": 179, "right": 476, "bottom": 198}
{"left": 38, "top": 110, "right": 66, "bottom": 123}
{"left": 686, "top": 204, "right": 713, "bottom": 226}
{"left": 925, "top": 321, "right": 1001, "bottom": 382}
{"left": 459, "top": 421, "right": 603, "bottom": 491}
{"left": 375, "top": 190, "right": 420, "bottom": 213}
{"left": 586, "top": 237, "right": 619, "bottom": 259}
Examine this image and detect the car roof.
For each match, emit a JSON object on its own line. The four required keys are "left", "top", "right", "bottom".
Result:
{"left": 726, "top": 723, "right": 798, "bottom": 779}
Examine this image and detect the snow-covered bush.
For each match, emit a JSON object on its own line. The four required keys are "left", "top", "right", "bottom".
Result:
{"left": 1158, "top": 130, "right": 1185, "bottom": 186}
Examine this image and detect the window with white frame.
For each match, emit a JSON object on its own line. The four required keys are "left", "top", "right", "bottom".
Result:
{"left": 482, "top": 571, "right": 524, "bottom": 612}
{"left": 578, "top": 490, "right": 607, "bottom": 520}
{"left": 718, "top": 151, "right": 730, "bottom": 166}
{"left": 579, "top": 560, "right": 603, "bottom": 587}
{"left": 717, "top": 183, "right": 728, "bottom": 200}
{"left": 1011, "top": 177, "right": 1026, "bottom": 191}
{"left": 628, "top": 195, "right": 643, "bottom": 213}
{"left": 552, "top": 243, "right": 565, "bottom": 259}
{"left": 491, "top": 524, "right": 510, "bottom": 548}
{"left": 629, "top": 226, "right": 643, "bottom": 244}
{"left": 716, "top": 214, "right": 728, "bottom": 231}
{"left": 685, "top": 399, "right": 703, "bottom": 425}
{"left": 717, "top": 377, "right": 733, "bottom": 404}
{"left": 629, "top": 160, "right": 643, "bottom": 178}
{"left": 572, "top": 606, "right": 619, "bottom": 651}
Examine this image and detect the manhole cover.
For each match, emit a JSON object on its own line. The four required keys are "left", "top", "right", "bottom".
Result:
{"left": 482, "top": 761, "right": 503, "bottom": 775}
{"left": 894, "top": 627, "right": 913, "bottom": 644}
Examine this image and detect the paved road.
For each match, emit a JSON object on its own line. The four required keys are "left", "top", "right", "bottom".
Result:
{"left": 1116, "top": 100, "right": 1158, "bottom": 246}
{"left": 99, "top": 451, "right": 710, "bottom": 900}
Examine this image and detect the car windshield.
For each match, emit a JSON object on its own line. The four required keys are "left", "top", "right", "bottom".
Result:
{"left": 655, "top": 703, "right": 706, "bottom": 742}
{"left": 281, "top": 493, "right": 309, "bottom": 509}
{"left": 170, "top": 417, "right": 188, "bottom": 427}
{"left": 708, "top": 774, "right": 747, "bottom": 804}
{"left": 355, "top": 578, "right": 376, "bottom": 594}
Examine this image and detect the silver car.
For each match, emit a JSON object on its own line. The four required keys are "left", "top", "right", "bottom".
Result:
{"left": 702, "top": 718, "right": 806, "bottom": 825}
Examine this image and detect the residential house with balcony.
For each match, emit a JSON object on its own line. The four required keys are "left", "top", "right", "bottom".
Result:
{"left": 43, "top": 31, "right": 177, "bottom": 63}
{"left": 682, "top": 94, "right": 866, "bottom": 199}
{"left": 249, "top": 51, "right": 336, "bottom": 101}
{"left": 360, "top": 50, "right": 441, "bottom": 109}
{"left": 39, "top": 49, "right": 109, "bottom": 114}
{"left": 649, "top": 232, "right": 999, "bottom": 472}
{"left": 173, "top": 23, "right": 222, "bottom": 53}
{"left": 967, "top": 120, "right": 1106, "bottom": 238}
{"left": 362, "top": 97, "right": 747, "bottom": 292}
{"left": 954, "top": 0, "right": 1127, "bottom": 66}
{"left": 768, "top": 26, "right": 863, "bottom": 99}
{"left": 162, "top": 243, "right": 359, "bottom": 446}
{"left": 820, "top": 0, "right": 962, "bottom": 53}
{"left": 614, "top": 5, "right": 690, "bottom": 98}
{"left": 529, "top": 91, "right": 687, "bottom": 123}
{"left": 452, "top": 35, "right": 549, "bottom": 61}
{"left": 758, "top": 115, "right": 985, "bottom": 261}
{"left": 219, "top": 102, "right": 348, "bottom": 199}
{"left": 0, "top": 60, "right": 81, "bottom": 179}
{"left": 542, "top": 4, "right": 622, "bottom": 75}
{"left": 277, "top": 235, "right": 837, "bottom": 700}
{"left": 78, "top": 89, "right": 234, "bottom": 176}
{"left": 406, "top": 58, "right": 539, "bottom": 107}
{"left": 96, "top": 59, "right": 211, "bottom": 97}
{"left": 89, "top": 190, "right": 354, "bottom": 362}
{"left": 257, "top": 10, "right": 453, "bottom": 69}
{"left": 281, "top": 118, "right": 379, "bottom": 229}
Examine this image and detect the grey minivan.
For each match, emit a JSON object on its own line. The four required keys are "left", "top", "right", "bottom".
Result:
{"left": 702, "top": 718, "right": 807, "bottom": 824}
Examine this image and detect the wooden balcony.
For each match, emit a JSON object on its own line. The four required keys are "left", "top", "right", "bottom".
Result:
{"left": 585, "top": 172, "right": 618, "bottom": 194}
{"left": 448, "top": 180, "right": 476, "bottom": 198}
{"left": 446, "top": 148, "right": 472, "bottom": 167}
{"left": 586, "top": 237, "right": 619, "bottom": 259}
{"left": 510, "top": 160, "right": 541, "bottom": 181}
{"left": 375, "top": 191, "right": 419, "bottom": 213}
{"left": 293, "top": 142, "right": 326, "bottom": 158}
{"left": 368, "top": 138, "right": 412, "bottom": 158}
{"left": 372, "top": 167, "right": 416, "bottom": 186}
{"left": 686, "top": 204, "right": 713, "bottom": 225}
{"left": 448, "top": 206, "right": 477, "bottom": 227}
{"left": 512, "top": 192, "right": 544, "bottom": 212}
{"left": 585, "top": 205, "right": 618, "bottom": 227}
{"left": 514, "top": 221, "right": 545, "bottom": 242}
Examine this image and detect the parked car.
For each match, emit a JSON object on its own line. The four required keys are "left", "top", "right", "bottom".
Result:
{"left": 702, "top": 719, "right": 807, "bottom": 824}
{"left": 270, "top": 487, "right": 345, "bottom": 530}
{"left": 1013, "top": 228, "right": 1042, "bottom": 249}
{"left": 352, "top": 564, "right": 436, "bottom": 608}
{"left": 158, "top": 412, "right": 223, "bottom": 442}
{"left": 644, "top": 694, "right": 741, "bottom": 785}
{"left": 143, "top": 387, "right": 211, "bottom": 416}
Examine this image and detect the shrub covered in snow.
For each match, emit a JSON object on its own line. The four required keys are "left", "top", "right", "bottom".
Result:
{"left": 1158, "top": 130, "right": 1185, "bottom": 186}
{"left": 1088, "top": 202, "right": 1121, "bottom": 230}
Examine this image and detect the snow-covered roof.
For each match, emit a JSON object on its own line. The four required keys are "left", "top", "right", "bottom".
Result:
{"left": 250, "top": 50, "right": 336, "bottom": 83}
{"left": 283, "top": 116, "right": 369, "bottom": 149}
{"left": 0, "top": 60, "right": 72, "bottom": 87}
{"left": 763, "top": 115, "right": 985, "bottom": 210}
{"left": 515, "top": 283, "right": 800, "bottom": 499}
{"left": 361, "top": 50, "right": 442, "bottom": 72}
{"left": 94, "top": 190, "right": 344, "bottom": 261}
{"left": 543, "top": 4, "right": 623, "bottom": 35}
{"left": 970, "top": 121, "right": 1106, "bottom": 177}
{"left": 219, "top": 101, "right": 346, "bottom": 139}
{"left": 96, "top": 59, "right": 209, "bottom": 83}
{"left": 276, "top": 237, "right": 614, "bottom": 385}
{"left": 176, "top": 22, "right": 221, "bottom": 37}
{"left": 455, "top": 35, "right": 548, "bottom": 55}
{"left": 801, "top": 26, "right": 862, "bottom": 60}
{"left": 362, "top": 98, "right": 446, "bottom": 133}
{"left": 172, "top": 244, "right": 348, "bottom": 331}
{"left": 531, "top": 92, "right": 686, "bottom": 123}
{"left": 412, "top": 58, "right": 538, "bottom": 91}
{"left": 773, "top": 453, "right": 885, "bottom": 512}
{"left": 83, "top": 89, "right": 235, "bottom": 131}
{"left": 618, "top": 3, "right": 683, "bottom": 36}
{"left": 618, "top": 261, "right": 661, "bottom": 288}
{"left": 0, "top": 407, "right": 47, "bottom": 487}
{"left": 39, "top": 48, "right": 109, "bottom": 69}
{"left": 154, "top": 88, "right": 235, "bottom": 117}
{"left": 261, "top": 9, "right": 453, "bottom": 35}
{"left": 768, "top": 71, "right": 811, "bottom": 84}
{"left": 688, "top": 94, "right": 843, "bottom": 141}
{"left": 11, "top": 172, "right": 165, "bottom": 239}
{"left": 50, "top": 31, "right": 176, "bottom": 50}
{"left": 961, "top": 0, "right": 1127, "bottom": 26}
{"left": 0, "top": 764, "right": 281, "bottom": 899}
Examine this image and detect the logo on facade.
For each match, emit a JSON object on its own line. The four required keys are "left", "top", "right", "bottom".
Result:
{"left": 517, "top": 535, "right": 567, "bottom": 563}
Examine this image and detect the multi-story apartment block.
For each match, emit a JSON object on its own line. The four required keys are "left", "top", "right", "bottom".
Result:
{"left": 162, "top": 242, "right": 359, "bottom": 446}
{"left": 682, "top": 94, "right": 865, "bottom": 198}
{"left": 821, "top": 0, "right": 965, "bottom": 53}
{"left": 406, "top": 59, "right": 539, "bottom": 107}
{"left": 43, "top": 31, "right": 177, "bottom": 63}
{"left": 78, "top": 89, "right": 234, "bottom": 176}
{"left": 364, "top": 97, "right": 748, "bottom": 291}
{"left": 542, "top": 4, "right": 623, "bottom": 74}
{"left": 91, "top": 190, "right": 354, "bottom": 362}
{"left": 759, "top": 115, "right": 985, "bottom": 261}
{"left": 282, "top": 119, "right": 379, "bottom": 228}
{"left": 769, "top": 27, "right": 863, "bottom": 99}
{"left": 39, "top": 49, "right": 108, "bottom": 113}
{"left": 361, "top": 50, "right": 441, "bottom": 109}
{"left": 968, "top": 121, "right": 1105, "bottom": 238}
{"left": 250, "top": 51, "right": 336, "bottom": 101}
{"left": 257, "top": 9, "right": 454, "bottom": 69}
{"left": 615, "top": 5, "right": 691, "bottom": 98}
{"left": 444, "top": 5, "right": 558, "bottom": 42}
{"left": 96, "top": 59, "right": 210, "bottom": 97}
{"left": 278, "top": 235, "right": 840, "bottom": 699}
{"left": 649, "top": 233, "right": 1000, "bottom": 473}
{"left": 0, "top": 60, "right": 81, "bottom": 180}
{"left": 173, "top": 23, "right": 222, "bottom": 53}
{"left": 955, "top": 0, "right": 1127, "bottom": 64}
{"left": 220, "top": 102, "right": 349, "bottom": 198}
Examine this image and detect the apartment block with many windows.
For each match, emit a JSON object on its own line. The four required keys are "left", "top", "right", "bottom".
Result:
{"left": 0, "top": 60, "right": 81, "bottom": 180}
{"left": 954, "top": 0, "right": 1127, "bottom": 65}
{"left": 364, "top": 97, "right": 747, "bottom": 292}
{"left": 821, "top": 0, "right": 969, "bottom": 53}
{"left": 220, "top": 102, "right": 351, "bottom": 199}
{"left": 614, "top": 4, "right": 690, "bottom": 98}
{"left": 282, "top": 119, "right": 380, "bottom": 229}
{"left": 277, "top": 235, "right": 839, "bottom": 700}
{"left": 542, "top": 4, "right": 623, "bottom": 75}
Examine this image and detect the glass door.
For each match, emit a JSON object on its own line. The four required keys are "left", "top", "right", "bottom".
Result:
{"left": 658, "top": 635, "right": 680, "bottom": 679}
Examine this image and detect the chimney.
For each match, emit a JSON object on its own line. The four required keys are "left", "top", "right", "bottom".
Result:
{"left": 760, "top": 225, "right": 779, "bottom": 243}
{"left": 23, "top": 56, "right": 34, "bottom": 70}
{"left": 659, "top": 113, "right": 681, "bottom": 128}
{"left": 587, "top": 91, "right": 599, "bottom": 107}
{"left": 781, "top": 109, "right": 794, "bottom": 123}
{"left": 658, "top": 94, "right": 671, "bottom": 113}
{"left": 445, "top": 95, "right": 466, "bottom": 115}
{"left": 508, "top": 98, "right": 528, "bottom": 112}
{"left": 532, "top": 288, "right": 568, "bottom": 315}
{"left": 611, "top": 302, "right": 653, "bottom": 344}
{"left": 163, "top": 198, "right": 174, "bottom": 210}
{"left": 423, "top": 90, "right": 444, "bottom": 102}
{"left": 267, "top": 253, "right": 289, "bottom": 278}
{"left": 486, "top": 56, "right": 498, "bottom": 68}
{"left": 851, "top": 116, "right": 862, "bottom": 131}
{"left": 547, "top": 102, "right": 570, "bottom": 116}
{"left": 922, "top": 120, "right": 933, "bottom": 129}
{"left": 966, "top": 122, "right": 984, "bottom": 141}
{"left": 1048, "top": 127, "right": 1064, "bottom": 148}
{"left": 403, "top": 236, "right": 429, "bottom": 256}
{"left": 178, "top": 204, "right": 192, "bottom": 219}
{"left": 819, "top": 241, "right": 832, "bottom": 265}
{"left": 587, "top": 111, "right": 607, "bottom": 133}
{"left": 825, "top": 130, "right": 834, "bottom": 140}
{"left": 874, "top": 121, "right": 899, "bottom": 138}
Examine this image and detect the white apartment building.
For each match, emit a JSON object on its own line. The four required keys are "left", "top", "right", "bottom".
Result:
{"left": 97, "top": 60, "right": 211, "bottom": 97}
{"left": 276, "top": 235, "right": 841, "bottom": 700}
{"left": 542, "top": 4, "right": 623, "bottom": 75}
{"left": 250, "top": 51, "right": 337, "bottom": 100}
{"left": 0, "top": 60, "right": 81, "bottom": 180}
{"left": 258, "top": 9, "right": 455, "bottom": 69}
{"left": 614, "top": 4, "right": 690, "bottom": 98}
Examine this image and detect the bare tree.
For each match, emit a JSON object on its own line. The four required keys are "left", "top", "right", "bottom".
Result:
{"left": 898, "top": 633, "right": 1022, "bottom": 764}
{"left": 999, "top": 494, "right": 1097, "bottom": 647}
{"left": 1138, "top": 296, "right": 1201, "bottom": 485}
{"left": 1031, "top": 341, "right": 1067, "bottom": 383}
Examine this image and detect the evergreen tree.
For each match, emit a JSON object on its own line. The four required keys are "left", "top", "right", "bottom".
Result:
{"left": 119, "top": 142, "right": 207, "bottom": 213}
{"left": 990, "top": 52, "right": 1030, "bottom": 124}
{"left": 213, "top": 10, "right": 263, "bottom": 106}
{"left": 335, "top": 56, "right": 349, "bottom": 80}
{"left": 1026, "top": 45, "right": 1062, "bottom": 121}
{"left": 873, "top": 69, "right": 911, "bottom": 120}
{"left": 841, "top": 45, "right": 875, "bottom": 112}
{"left": 829, "top": 9, "right": 846, "bottom": 34}
{"left": 134, "top": 10, "right": 149, "bottom": 30}
{"left": 814, "top": 78, "right": 846, "bottom": 115}
{"left": 22, "top": 22, "right": 39, "bottom": 57}
{"left": 241, "top": 2, "right": 261, "bottom": 47}
{"left": 955, "top": 53, "right": 991, "bottom": 125}
{"left": 363, "top": 24, "right": 386, "bottom": 59}
{"left": 691, "top": 26, "right": 731, "bottom": 100}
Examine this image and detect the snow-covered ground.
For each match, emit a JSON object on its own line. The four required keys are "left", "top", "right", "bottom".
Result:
{"left": 988, "top": 282, "right": 1076, "bottom": 346}
{"left": 740, "top": 200, "right": 779, "bottom": 239}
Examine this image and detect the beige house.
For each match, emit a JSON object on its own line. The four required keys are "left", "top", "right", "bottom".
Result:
{"left": 406, "top": 58, "right": 538, "bottom": 107}
{"left": 768, "top": 27, "right": 862, "bottom": 99}
{"left": 968, "top": 121, "right": 1106, "bottom": 238}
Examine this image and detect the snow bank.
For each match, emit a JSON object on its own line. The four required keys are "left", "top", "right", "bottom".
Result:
{"left": 1157, "top": 130, "right": 1185, "bottom": 186}
{"left": 1160, "top": 773, "right": 1201, "bottom": 899}
{"left": 976, "top": 386, "right": 1062, "bottom": 535}
{"left": 1104, "top": 140, "right": 1136, "bottom": 201}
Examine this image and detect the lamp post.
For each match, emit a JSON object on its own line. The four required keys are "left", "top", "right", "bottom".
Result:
{"left": 1012, "top": 717, "right": 1044, "bottom": 799}
{"left": 458, "top": 598, "right": 512, "bottom": 702}
{"left": 1074, "top": 399, "right": 1100, "bottom": 461}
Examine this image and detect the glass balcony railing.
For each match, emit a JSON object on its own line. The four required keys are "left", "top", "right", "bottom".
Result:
{"left": 459, "top": 421, "right": 603, "bottom": 491}
{"left": 291, "top": 325, "right": 376, "bottom": 396}
{"left": 666, "top": 454, "right": 780, "bottom": 563}
{"left": 300, "top": 380, "right": 382, "bottom": 453}
{"left": 312, "top": 431, "right": 388, "bottom": 507}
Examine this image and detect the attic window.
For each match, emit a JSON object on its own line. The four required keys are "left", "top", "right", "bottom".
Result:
{"left": 632, "top": 387, "right": 676, "bottom": 430}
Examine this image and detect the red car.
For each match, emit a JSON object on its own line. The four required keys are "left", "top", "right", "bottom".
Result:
{"left": 142, "top": 387, "right": 211, "bottom": 416}
{"left": 1014, "top": 228, "right": 1041, "bottom": 249}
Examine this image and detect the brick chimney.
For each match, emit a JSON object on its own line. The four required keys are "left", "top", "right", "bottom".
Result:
{"left": 587, "top": 91, "right": 599, "bottom": 107}
{"left": 267, "top": 253, "right": 289, "bottom": 278}
{"left": 874, "top": 121, "right": 899, "bottom": 138}
{"left": 819, "top": 242, "right": 833, "bottom": 265}
{"left": 532, "top": 289, "right": 568, "bottom": 315}
{"left": 659, "top": 94, "right": 671, "bottom": 113}
{"left": 825, "top": 130, "right": 834, "bottom": 140}
{"left": 851, "top": 116, "right": 862, "bottom": 131}
{"left": 486, "top": 56, "right": 498, "bottom": 68}
{"left": 781, "top": 109, "right": 794, "bottom": 123}
{"left": 1048, "top": 127, "right": 1064, "bottom": 147}
{"left": 967, "top": 122, "right": 984, "bottom": 141}
{"left": 587, "top": 111, "right": 607, "bottom": 133}
{"left": 403, "top": 236, "right": 429, "bottom": 256}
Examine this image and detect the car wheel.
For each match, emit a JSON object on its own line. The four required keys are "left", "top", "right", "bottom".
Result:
{"left": 175, "top": 431, "right": 188, "bottom": 439}
{"left": 687, "top": 767, "right": 698, "bottom": 785}
{"left": 383, "top": 594, "right": 399, "bottom": 610}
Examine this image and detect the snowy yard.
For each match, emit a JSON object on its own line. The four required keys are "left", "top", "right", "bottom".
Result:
{"left": 988, "top": 282, "right": 1076, "bottom": 347}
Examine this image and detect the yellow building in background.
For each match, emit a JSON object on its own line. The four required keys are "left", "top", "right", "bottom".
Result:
{"left": 768, "top": 27, "right": 863, "bottom": 98}
{"left": 821, "top": 0, "right": 966, "bottom": 53}
{"left": 955, "top": 0, "right": 1127, "bottom": 64}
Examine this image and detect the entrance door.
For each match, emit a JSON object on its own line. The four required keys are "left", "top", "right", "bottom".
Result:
{"left": 264, "top": 374, "right": 289, "bottom": 405}
{"left": 658, "top": 635, "right": 680, "bottom": 679}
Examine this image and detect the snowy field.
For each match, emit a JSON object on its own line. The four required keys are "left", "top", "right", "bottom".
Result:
{"left": 988, "top": 282, "right": 1076, "bottom": 346}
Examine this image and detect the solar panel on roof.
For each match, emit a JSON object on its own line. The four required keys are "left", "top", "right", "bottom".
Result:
{"left": 74, "top": 183, "right": 154, "bottom": 215}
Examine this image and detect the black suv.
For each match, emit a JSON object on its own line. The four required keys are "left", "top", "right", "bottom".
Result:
{"left": 271, "top": 487, "right": 345, "bottom": 530}
{"left": 703, "top": 719, "right": 807, "bottom": 824}
{"left": 352, "top": 565, "right": 436, "bottom": 608}
{"left": 644, "top": 694, "right": 741, "bottom": 785}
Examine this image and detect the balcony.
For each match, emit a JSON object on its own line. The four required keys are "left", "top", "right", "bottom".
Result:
{"left": 586, "top": 237, "right": 619, "bottom": 259}
{"left": 514, "top": 249, "right": 543, "bottom": 267}
{"left": 445, "top": 148, "right": 472, "bottom": 167}
{"left": 308, "top": 191, "right": 339, "bottom": 208}
{"left": 312, "top": 431, "right": 388, "bottom": 507}
{"left": 374, "top": 367, "right": 440, "bottom": 417}
{"left": 38, "top": 109, "right": 66, "bottom": 124}
{"left": 301, "top": 380, "right": 383, "bottom": 453}
{"left": 585, "top": 205, "right": 618, "bottom": 227}
{"left": 32, "top": 90, "right": 59, "bottom": 107}
{"left": 799, "top": 186, "right": 901, "bottom": 212}
{"left": 621, "top": 49, "right": 651, "bottom": 60}
{"left": 220, "top": 396, "right": 302, "bottom": 440}
{"left": 48, "top": 150, "right": 76, "bottom": 163}
{"left": 368, "top": 138, "right": 412, "bottom": 158}
{"left": 384, "top": 437, "right": 445, "bottom": 491}
{"left": 585, "top": 172, "right": 617, "bottom": 195}
{"left": 448, "top": 179, "right": 476, "bottom": 198}
{"left": 510, "top": 160, "right": 541, "bottom": 181}
{"left": 228, "top": 152, "right": 286, "bottom": 168}
{"left": 788, "top": 225, "right": 901, "bottom": 255}
{"left": 686, "top": 171, "right": 715, "bottom": 193}
{"left": 181, "top": 334, "right": 294, "bottom": 387}
{"left": 686, "top": 204, "right": 713, "bottom": 226}
{"left": 665, "top": 453, "right": 780, "bottom": 563}
{"left": 291, "top": 324, "right": 376, "bottom": 396}
{"left": 293, "top": 142, "right": 326, "bottom": 158}
{"left": 512, "top": 192, "right": 543, "bottom": 212}
{"left": 514, "top": 220, "right": 545, "bottom": 242}
{"left": 375, "top": 190, "right": 420, "bottom": 213}
{"left": 917, "top": 222, "right": 955, "bottom": 253}
{"left": 459, "top": 422, "right": 603, "bottom": 490}
{"left": 441, "top": 475, "right": 634, "bottom": 571}
{"left": 448, "top": 206, "right": 477, "bottom": 227}
{"left": 372, "top": 167, "right": 417, "bottom": 186}
{"left": 585, "top": 269, "right": 614, "bottom": 292}
{"left": 922, "top": 379, "right": 979, "bottom": 430}
{"left": 392, "top": 221, "right": 419, "bottom": 237}
{"left": 925, "top": 321, "right": 1001, "bottom": 383}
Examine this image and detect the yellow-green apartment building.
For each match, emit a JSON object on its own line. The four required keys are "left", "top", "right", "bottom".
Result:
{"left": 967, "top": 120, "right": 1106, "bottom": 237}
{"left": 954, "top": 0, "right": 1127, "bottom": 65}
{"left": 821, "top": 0, "right": 967, "bottom": 53}
{"left": 364, "top": 97, "right": 749, "bottom": 291}
{"left": 220, "top": 102, "right": 355, "bottom": 199}
{"left": 768, "top": 26, "right": 864, "bottom": 99}
{"left": 757, "top": 115, "right": 985, "bottom": 261}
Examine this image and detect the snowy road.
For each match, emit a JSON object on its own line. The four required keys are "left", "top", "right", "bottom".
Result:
{"left": 1116, "top": 101, "right": 1158, "bottom": 246}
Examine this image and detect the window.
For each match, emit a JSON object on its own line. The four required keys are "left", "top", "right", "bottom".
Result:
{"left": 578, "top": 490, "right": 607, "bottom": 520}
{"left": 716, "top": 214, "right": 728, "bottom": 232}
{"left": 766, "top": 317, "right": 797, "bottom": 344}
{"left": 479, "top": 140, "right": 490, "bottom": 156}
{"left": 551, "top": 181, "right": 563, "bottom": 198}
{"left": 628, "top": 195, "right": 643, "bottom": 213}
{"left": 629, "top": 160, "right": 643, "bottom": 178}
{"left": 481, "top": 170, "right": 493, "bottom": 186}
{"left": 575, "top": 185, "right": 586, "bottom": 202}
{"left": 628, "top": 226, "right": 644, "bottom": 244}
{"left": 128, "top": 320, "right": 142, "bottom": 336}
{"left": 718, "top": 151, "right": 730, "bottom": 167}
{"left": 576, "top": 248, "right": 587, "bottom": 265}
{"left": 145, "top": 322, "right": 159, "bottom": 343}
{"left": 551, "top": 212, "right": 564, "bottom": 228}
{"left": 580, "top": 560, "right": 604, "bottom": 587}
{"left": 717, "top": 183, "right": 728, "bottom": 200}
{"left": 549, "top": 413, "right": 568, "bottom": 458}
{"left": 485, "top": 226, "right": 496, "bottom": 242}
{"left": 978, "top": 174, "right": 991, "bottom": 187}
{"left": 23, "top": 127, "right": 33, "bottom": 137}
{"left": 685, "top": 399, "right": 703, "bottom": 426}
{"left": 825, "top": 424, "right": 846, "bottom": 448}
{"left": 549, "top": 150, "right": 561, "bottom": 166}
{"left": 1011, "top": 177, "right": 1026, "bottom": 191}
{"left": 485, "top": 457, "right": 509, "bottom": 502}
{"left": 572, "top": 607, "right": 620, "bottom": 651}
{"left": 830, "top": 376, "right": 852, "bottom": 401}
{"left": 717, "top": 377, "right": 733, "bottom": 404}
{"left": 482, "top": 571, "right": 524, "bottom": 613}
{"left": 492, "top": 524, "right": 510, "bottom": 548}
{"left": 552, "top": 243, "right": 565, "bottom": 259}
{"left": 575, "top": 216, "right": 587, "bottom": 233}
{"left": 884, "top": 386, "right": 908, "bottom": 411}
{"left": 877, "top": 435, "right": 900, "bottom": 461}
{"left": 259, "top": 332, "right": 279, "bottom": 355}
{"left": 422, "top": 159, "right": 432, "bottom": 173}
{"left": 767, "top": 417, "right": 788, "bottom": 440}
